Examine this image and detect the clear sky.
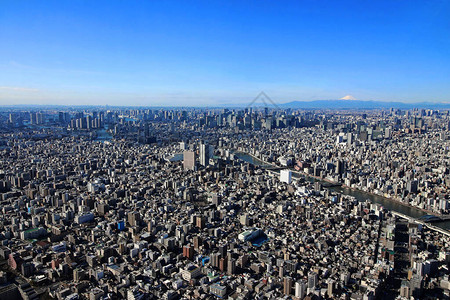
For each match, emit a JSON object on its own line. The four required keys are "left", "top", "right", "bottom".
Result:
{"left": 1, "top": 0, "right": 449, "bottom": 106}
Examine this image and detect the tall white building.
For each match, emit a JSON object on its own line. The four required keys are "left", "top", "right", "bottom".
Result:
{"left": 280, "top": 169, "right": 292, "bottom": 184}
{"left": 183, "top": 151, "right": 196, "bottom": 170}
{"left": 295, "top": 280, "right": 306, "bottom": 299}
{"left": 200, "top": 142, "right": 210, "bottom": 166}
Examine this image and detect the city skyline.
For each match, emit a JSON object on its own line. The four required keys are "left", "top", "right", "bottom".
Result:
{"left": 1, "top": 0, "right": 450, "bottom": 106}
{"left": 1, "top": 106, "right": 450, "bottom": 299}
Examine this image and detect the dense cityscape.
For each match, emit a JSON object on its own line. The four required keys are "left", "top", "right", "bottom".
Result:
{"left": 0, "top": 106, "right": 449, "bottom": 299}
{"left": 3, "top": 0, "right": 450, "bottom": 299}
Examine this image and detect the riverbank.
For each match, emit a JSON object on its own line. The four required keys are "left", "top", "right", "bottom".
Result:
{"left": 391, "top": 211, "right": 450, "bottom": 237}
{"left": 292, "top": 168, "right": 443, "bottom": 219}
{"left": 233, "top": 150, "right": 450, "bottom": 232}
{"left": 234, "top": 149, "right": 272, "bottom": 166}
{"left": 235, "top": 149, "right": 441, "bottom": 217}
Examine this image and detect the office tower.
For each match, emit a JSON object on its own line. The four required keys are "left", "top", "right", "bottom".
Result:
{"left": 200, "top": 142, "right": 209, "bottom": 167}
{"left": 227, "top": 257, "right": 236, "bottom": 275}
{"left": 279, "top": 266, "right": 285, "bottom": 278}
{"left": 385, "top": 127, "right": 391, "bottom": 138}
{"left": 336, "top": 160, "right": 344, "bottom": 175}
{"left": 347, "top": 132, "right": 353, "bottom": 146}
{"left": 219, "top": 258, "right": 226, "bottom": 272}
{"left": 128, "top": 211, "right": 140, "bottom": 227}
{"left": 9, "top": 113, "right": 16, "bottom": 125}
{"left": 193, "top": 236, "right": 202, "bottom": 250}
{"left": 183, "top": 151, "right": 196, "bottom": 171}
{"left": 407, "top": 180, "right": 418, "bottom": 193}
{"left": 36, "top": 112, "right": 44, "bottom": 124}
{"left": 211, "top": 193, "right": 221, "bottom": 206}
{"left": 219, "top": 244, "right": 227, "bottom": 259}
{"left": 183, "top": 244, "right": 194, "bottom": 260}
{"left": 86, "top": 115, "right": 92, "bottom": 130}
{"left": 30, "top": 112, "right": 37, "bottom": 125}
{"left": 295, "top": 281, "right": 306, "bottom": 299}
{"left": 308, "top": 272, "right": 318, "bottom": 289}
{"left": 284, "top": 276, "right": 293, "bottom": 295}
{"left": 280, "top": 169, "right": 292, "bottom": 184}
{"left": 239, "top": 254, "right": 248, "bottom": 267}
{"left": 328, "top": 279, "right": 335, "bottom": 297}
{"left": 400, "top": 282, "right": 410, "bottom": 298}
{"left": 81, "top": 117, "right": 88, "bottom": 129}
{"left": 58, "top": 112, "right": 64, "bottom": 123}
{"left": 196, "top": 216, "right": 205, "bottom": 229}
{"left": 211, "top": 253, "right": 220, "bottom": 268}
{"left": 240, "top": 214, "right": 250, "bottom": 226}
{"left": 410, "top": 274, "right": 423, "bottom": 298}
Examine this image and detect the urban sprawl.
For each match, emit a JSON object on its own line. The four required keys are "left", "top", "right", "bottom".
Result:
{"left": 0, "top": 107, "right": 450, "bottom": 300}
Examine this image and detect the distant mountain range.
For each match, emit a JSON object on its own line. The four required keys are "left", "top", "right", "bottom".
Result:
{"left": 2, "top": 100, "right": 450, "bottom": 110}
{"left": 278, "top": 100, "right": 450, "bottom": 110}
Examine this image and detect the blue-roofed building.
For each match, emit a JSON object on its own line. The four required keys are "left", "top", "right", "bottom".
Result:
{"left": 118, "top": 221, "right": 125, "bottom": 231}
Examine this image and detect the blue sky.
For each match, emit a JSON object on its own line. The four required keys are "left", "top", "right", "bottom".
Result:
{"left": 1, "top": 0, "right": 449, "bottom": 106}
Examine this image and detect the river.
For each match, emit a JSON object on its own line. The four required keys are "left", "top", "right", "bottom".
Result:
{"left": 94, "top": 125, "right": 113, "bottom": 142}
{"left": 234, "top": 152, "right": 450, "bottom": 231}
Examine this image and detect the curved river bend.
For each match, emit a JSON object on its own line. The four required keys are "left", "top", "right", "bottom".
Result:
{"left": 235, "top": 152, "right": 450, "bottom": 231}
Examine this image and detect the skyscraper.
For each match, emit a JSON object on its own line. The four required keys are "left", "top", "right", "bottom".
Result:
{"left": 219, "top": 244, "right": 227, "bottom": 259}
{"left": 200, "top": 142, "right": 209, "bottom": 167}
{"left": 183, "top": 151, "right": 196, "bottom": 171}
{"left": 295, "top": 281, "right": 306, "bottom": 299}
{"left": 280, "top": 169, "right": 292, "bottom": 184}
{"left": 284, "top": 276, "right": 293, "bottom": 295}
{"left": 183, "top": 244, "right": 194, "bottom": 260}
{"left": 308, "top": 271, "right": 318, "bottom": 289}
{"left": 9, "top": 113, "right": 16, "bottom": 125}
{"left": 327, "top": 279, "right": 335, "bottom": 297}
{"left": 30, "top": 112, "right": 37, "bottom": 125}
{"left": 128, "top": 211, "right": 140, "bottom": 227}
{"left": 227, "top": 257, "right": 236, "bottom": 275}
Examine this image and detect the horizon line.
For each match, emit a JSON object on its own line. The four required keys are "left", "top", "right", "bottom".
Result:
{"left": 1, "top": 98, "right": 450, "bottom": 110}
{"left": 1, "top": 98, "right": 450, "bottom": 105}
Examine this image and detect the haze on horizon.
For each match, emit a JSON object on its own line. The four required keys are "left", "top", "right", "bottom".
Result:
{"left": 1, "top": 0, "right": 449, "bottom": 107}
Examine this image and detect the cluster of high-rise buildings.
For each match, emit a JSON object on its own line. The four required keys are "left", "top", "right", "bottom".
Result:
{"left": 231, "top": 110, "right": 450, "bottom": 215}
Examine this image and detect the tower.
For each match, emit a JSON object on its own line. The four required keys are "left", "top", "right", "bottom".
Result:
{"left": 284, "top": 276, "right": 293, "bottom": 295}
{"left": 200, "top": 142, "right": 209, "bottom": 167}
{"left": 183, "top": 151, "right": 196, "bottom": 171}
{"left": 295, "top": 280, "right": 306, "bottom": 299}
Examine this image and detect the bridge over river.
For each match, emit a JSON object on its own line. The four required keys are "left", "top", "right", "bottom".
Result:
{"left": 234, "top": 151, "right": 450, "bottom": 232}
